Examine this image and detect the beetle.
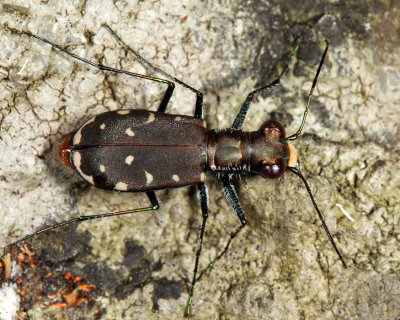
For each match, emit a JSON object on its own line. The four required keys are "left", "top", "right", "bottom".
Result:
{"left": 3, "top": 24, "right": 346, "bottom": 316}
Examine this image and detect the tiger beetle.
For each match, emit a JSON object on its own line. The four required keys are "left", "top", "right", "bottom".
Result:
{"left": 3, "top": 24, "right": 347, "bottom": 316}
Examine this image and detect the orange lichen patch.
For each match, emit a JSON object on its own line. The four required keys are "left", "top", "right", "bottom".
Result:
{"left": 77, "top": 284, "right": 96, "bottom": 292}
{"left": 63, "top": 291, "right": 80, "bottom": 307}
{"left": 17, "top": 251, "right": 26, "bottom": 267}
{"left": 2, "top": 245, "right": 98, "bottom": 317}
{"left": 17, "top": 282, "right": 27, "bottom": 301}
{"left": 59, "top": 288, "right": 92, "bottom": 307}
{"left": 62, "top": 292, "right": 78, "bottom": 306}
{"left": 0, "top": 252, "right": 12, "bottom": 280}
{"left": 17, "top": 311, "right": 27, "bottom": 320}
{"left": 59, "top": 275, "right": 97, "bottom": 308}
{"left": 15, "top": 244, "right": 37, "bottom": 269}
{"left": 24, "top": 244, "right": 37, "bottom": 267}
{"left": 50, "top": 302, "right": 67, "bottom": 309}
{"left": 34, "top": 289, "right": 42, "bottom": 299}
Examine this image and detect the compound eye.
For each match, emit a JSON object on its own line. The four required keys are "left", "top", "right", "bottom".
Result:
{"left": 259, "top": 158, "right": 287, "bottom": 179}
{"left": 259, "top": 120, "right": 286, "bottom": 139}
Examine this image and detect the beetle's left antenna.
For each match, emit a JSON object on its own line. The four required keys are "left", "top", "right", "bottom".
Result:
{"left": 285, "top": 40, "right": 329, "bottom": 142}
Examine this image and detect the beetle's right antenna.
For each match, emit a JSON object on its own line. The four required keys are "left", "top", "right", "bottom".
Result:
{"left": 288, "top": 166, "right": 347, "bottom": 268}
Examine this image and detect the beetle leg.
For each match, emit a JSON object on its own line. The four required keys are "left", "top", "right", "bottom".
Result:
{"left": 195, "top": 178, "right": 248, "bottom": 284}
{"left": 2, "top": 192, "right": 159, "bottom": 253}
{"left": 231, "top": 26, "right": 311, "bottom": 130}
{"left": 217, "top": 180, "right": 248, "bottom": 261}
{"left": 186, "top": 182, "right": 208, "bottom": 316}
{"left": 7, "top": 26, "right": 176, "bottom": 114}
{"left": 102, "top": 23, "right": 204, "bottom": 118}
{"left": 231, "top": 78, "right": 280, "bottom": 130}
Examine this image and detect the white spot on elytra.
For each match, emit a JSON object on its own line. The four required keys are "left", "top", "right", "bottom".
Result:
{"left": 172, "top": 174, "right": 179, "bottom": 182}
{"left": 99, "top": 164, "right": 106, "bottom": 172}
{"left": 145, "top": 113, "right": 156, "bottom": 124}
{"left": 73, "top": 116, "right": 96, "bottom": 145}
{"left": 125, "top": 128, "right": 135, "bottom": 137}
{"left": 174, "top": 116, "right": 182, "bottom": 121}
{"left": 125, "top": 155, "right": 134, "bottom": 165}
{"left": 117, "top": 110, "right": 130, "bottom": 115}
{"left": 200, "top": 172, "right": 205, "bottom": 182}
{"left": 72, "top": 152, "right": 94, "bottom": 185}
{"left": 145, "top": 170, "right": 153, "bottom": 185}
{"left": 100, "top": 123, "right": 106, "bottom": 130}
{"left": 115, "top": 181, "right": 128, "bottom": 191}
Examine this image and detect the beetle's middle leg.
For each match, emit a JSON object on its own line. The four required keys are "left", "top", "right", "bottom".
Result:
{"left": 196, "top": 177, "right": 247, "bottom": 283}
{"left": 217, "top": 179, "right": 248, "bottom": 263}
{"left": 186, "top": 182, "right": 209, "bottom": 316}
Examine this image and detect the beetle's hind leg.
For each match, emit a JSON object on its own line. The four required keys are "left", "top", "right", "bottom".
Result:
{"left": 5, "top": 25, "right": 176, "bottom": 116}
{"left": 103, "top": 23, "right": 204, "bottom": 118}
{"left": 2, "top": 192, "right": 159, "bottom": 254}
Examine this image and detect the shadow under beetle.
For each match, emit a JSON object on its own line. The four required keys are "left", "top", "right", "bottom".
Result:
{"left": 3, "top": 24, "right": 346, "bottom": 316}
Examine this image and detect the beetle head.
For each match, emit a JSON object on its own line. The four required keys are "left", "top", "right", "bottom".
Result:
{"left": 255, "top": 120, "right": 298, "bottom": 179}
